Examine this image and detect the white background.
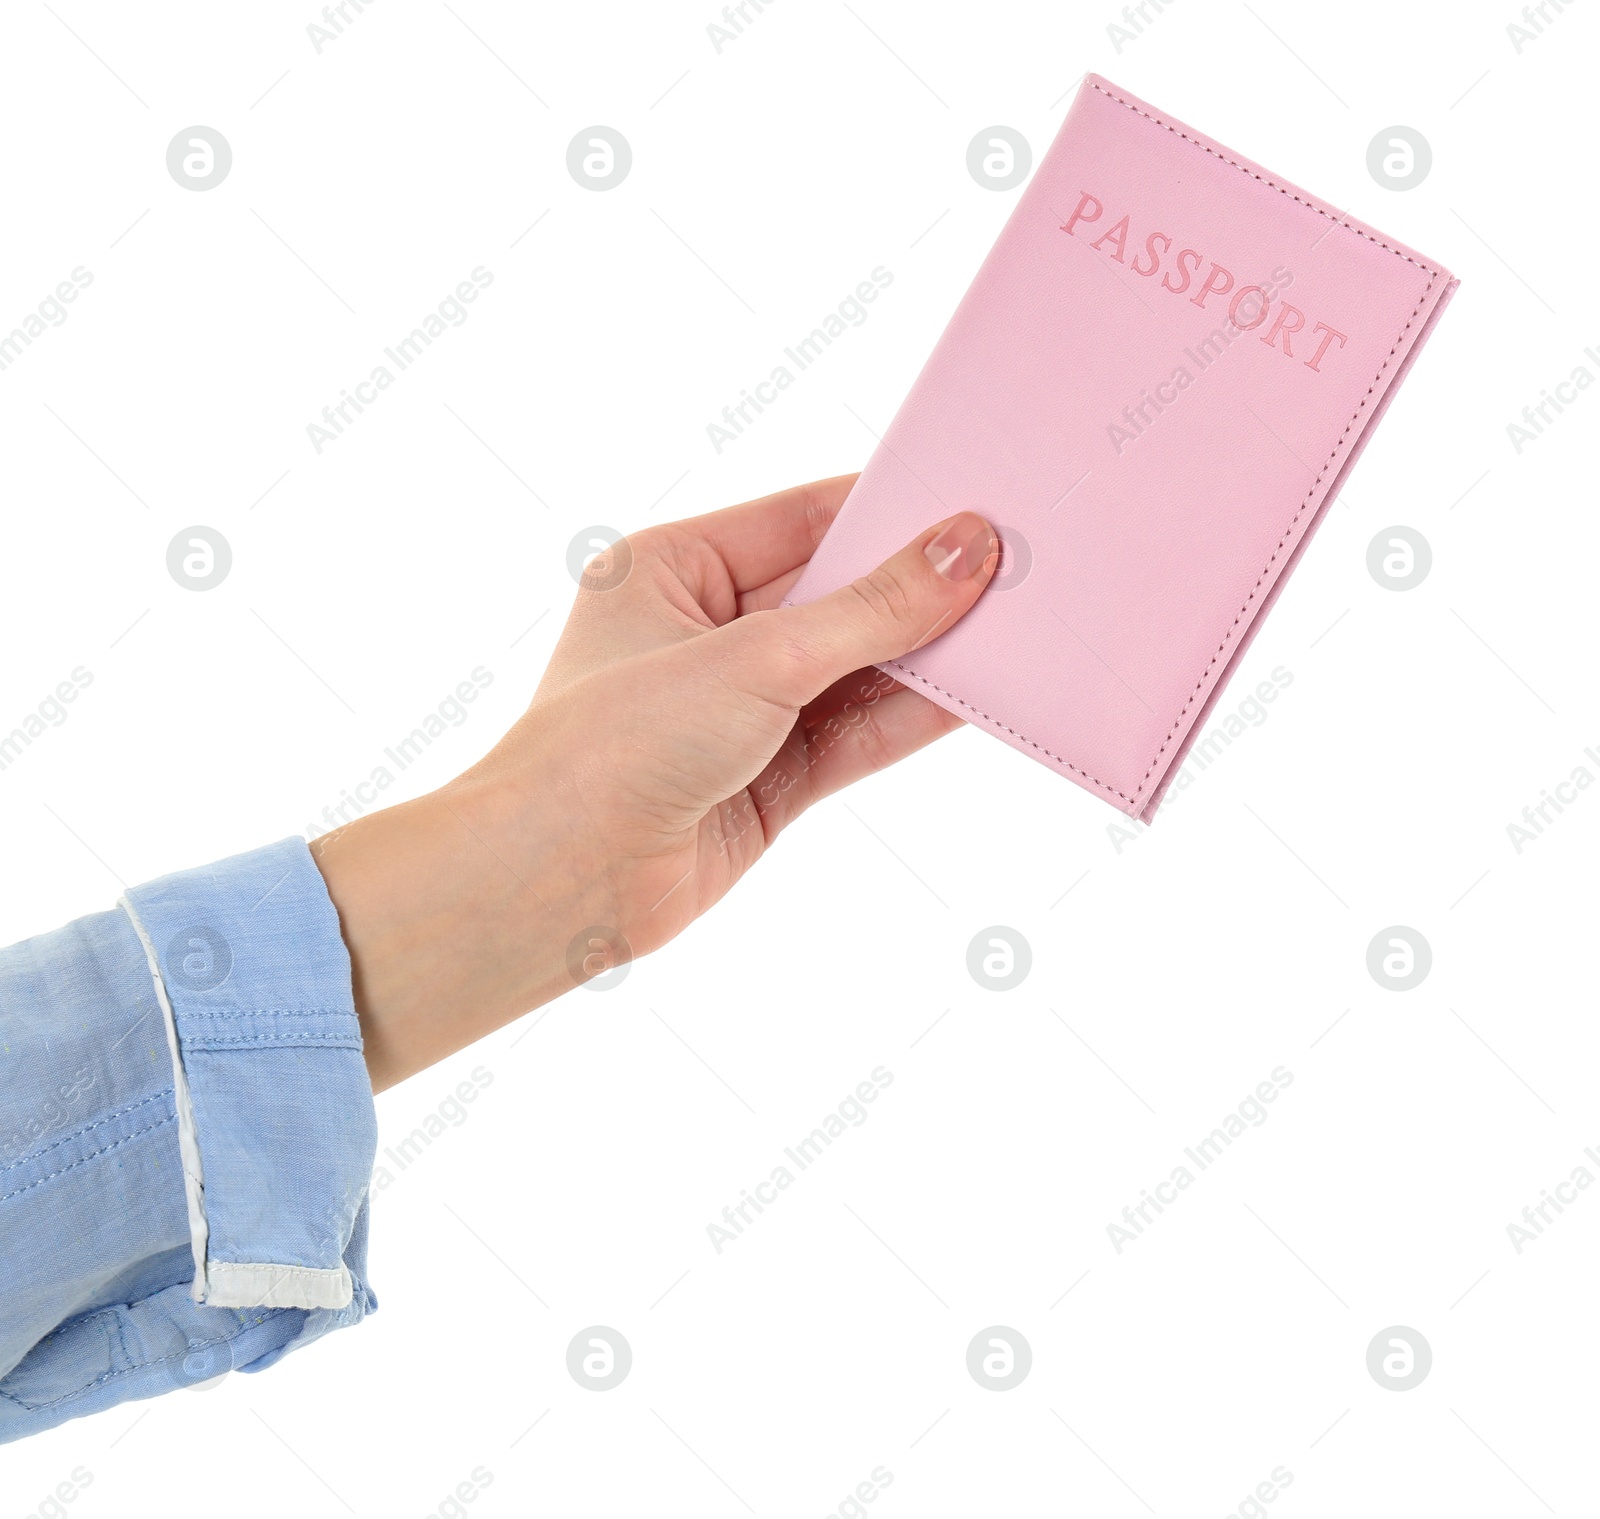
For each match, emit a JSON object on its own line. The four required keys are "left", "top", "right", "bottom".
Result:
{"left": 1, "top": 1, "right": 1596, "bottom": 1515}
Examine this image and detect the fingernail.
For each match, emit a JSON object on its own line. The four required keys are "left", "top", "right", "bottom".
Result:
{"left": 924, "top": 513, "right": 998, "bottom": 581}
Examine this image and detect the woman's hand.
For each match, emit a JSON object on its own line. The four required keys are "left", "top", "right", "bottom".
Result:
{"left": 312, "top": 476, "right": 998, "bottom": 1091}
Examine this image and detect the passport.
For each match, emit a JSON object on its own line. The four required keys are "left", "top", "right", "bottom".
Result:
{"left": 786, "top": 74, "right": 1458, "bottom": 819}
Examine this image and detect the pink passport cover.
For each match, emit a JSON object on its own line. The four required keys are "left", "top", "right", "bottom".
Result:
{"left": 785, "top": 75, "right": 1458, "bottom": 821}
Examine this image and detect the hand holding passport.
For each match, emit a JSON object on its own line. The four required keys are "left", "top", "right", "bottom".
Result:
{"left": 786, "top": 75, "right": 1458, "bottom": 820}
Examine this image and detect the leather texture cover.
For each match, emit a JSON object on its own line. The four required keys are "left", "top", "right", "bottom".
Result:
{"left": 784, "top": 74, "right": 1459, "bottom": 820}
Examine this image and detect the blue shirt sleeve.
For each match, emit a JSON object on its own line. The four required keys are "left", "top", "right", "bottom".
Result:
{"left": 0, "top": 837, "right": 378, "bottom": 1444}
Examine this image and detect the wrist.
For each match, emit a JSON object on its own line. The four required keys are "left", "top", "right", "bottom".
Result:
{"left": 311, "top": 761, "right": 608, "bottom": 1092}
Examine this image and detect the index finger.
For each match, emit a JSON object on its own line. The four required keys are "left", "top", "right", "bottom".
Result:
{"left": 669, "top": 473, "right": 857, "bottom": 595}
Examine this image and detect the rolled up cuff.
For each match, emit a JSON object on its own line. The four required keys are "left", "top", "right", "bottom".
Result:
{"left": 118, "top": 837, "right": 377, "bottom": 1314}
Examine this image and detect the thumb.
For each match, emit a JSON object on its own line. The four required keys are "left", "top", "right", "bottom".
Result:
{"left": 725, "top": 511, "right": 999, "bottom": 708}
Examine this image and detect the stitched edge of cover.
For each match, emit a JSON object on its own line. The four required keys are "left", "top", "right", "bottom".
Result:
{"left": 118, "top": 896, "right": 211, "bottom": 1301}
{"left": 1089, "top": 81, "right": 1441, "bottom": 277}
{"left": 880, "top": 661, "right": 1138, "bottom": 802}
{"left": 1132, "top": 271, "right": 1438, "bottom": 802}
{"left": 1089, "top": 81, "right": 1442, "bottom": 803}
{"left": 887, "top": 84, "right": 1445, "bottom": 811}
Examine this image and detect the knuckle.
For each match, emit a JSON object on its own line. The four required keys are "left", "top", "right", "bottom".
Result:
{"left": 625, "top": 524, "right": 665, "bottom": 558}
{"left": 727, "top": 614, "right": 826, "bottom": 709}
{"left": 573, "top": 531, "right": 644, "bottom": 598}
{"left": 847, "top": 696, "right": 896, "bottom": 772}
{"left": 801, "top": 479, "right": 841, "bottom": 550}
{"left": 848, "top": 565, "right": 917, "bottom": 629}
{"left": 772, "top": 624, "right": 830, "bottom": 689}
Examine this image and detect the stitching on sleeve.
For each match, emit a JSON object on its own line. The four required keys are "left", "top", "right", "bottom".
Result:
{"left": 111, "top": 1312, "right": 134, "bottom": 1375}
{"left": 0, "top": 1112, "right": 177, "bottom": 1205}
{"left": 174, "top": 1008, "right": 357, "bottom": 1019}
{"left": 177, "top": 1032, "right": 362, "bottom": 1047}
{"left": 0, "top": 1088, "right": 175, "bottom": 1181}
{"left": 0, "top": 1318, "right": 268, "bottom": 1413}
